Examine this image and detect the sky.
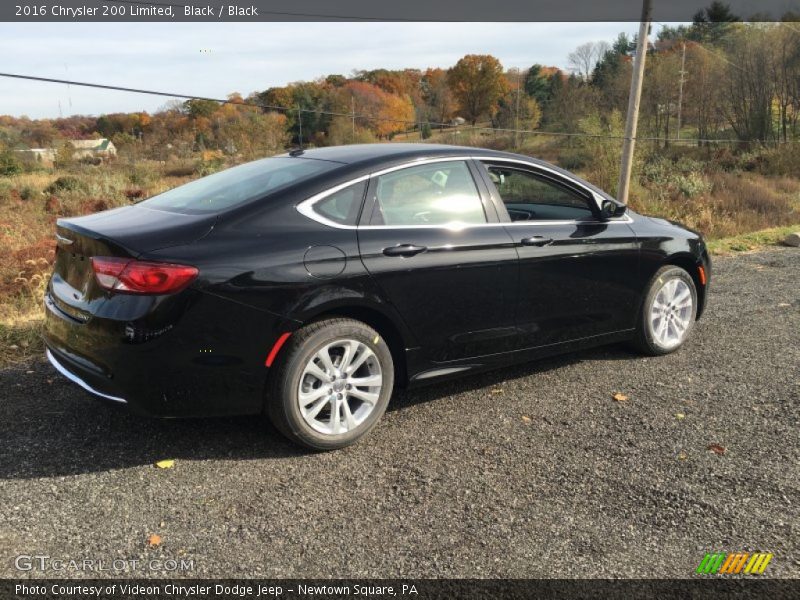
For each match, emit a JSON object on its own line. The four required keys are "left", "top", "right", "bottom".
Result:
{"left": 0, "top": 22, "right": 654, "bottom": 119}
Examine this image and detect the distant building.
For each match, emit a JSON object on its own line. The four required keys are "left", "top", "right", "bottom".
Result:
{"left": 69, "top": 138, "right": 117, "bottom": 160}
{"left": 15, "top": 148, "right": 57, "bottom": 166}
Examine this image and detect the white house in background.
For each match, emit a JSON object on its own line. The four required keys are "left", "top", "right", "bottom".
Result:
{"left": 15, "top": 148, "right": 57, "bottom": 165}
{"left": 70, "top": 138, "right": 117, "bottom": 160}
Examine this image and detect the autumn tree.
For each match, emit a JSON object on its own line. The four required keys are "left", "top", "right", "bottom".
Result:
{"left": 420, "top": 68, "right": 454, "bottom": 126}
{"left": 341, "top": 81, "right": 415, "bottom": 139}
{"left": 183, "top": 99, "right": 220, "bottom": 120}
{"left": 447, "top": 54, "right": 508, "bottom": 125}
{"left": 256, "top": 82, "right": 330, "bottom": 144}
{"left": 493, "top": 91, "right": 541, "bottom": 132}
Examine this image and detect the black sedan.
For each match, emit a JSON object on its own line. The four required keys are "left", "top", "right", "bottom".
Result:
{"left": 44, "top": 144, "right": 710, "bottom": 449}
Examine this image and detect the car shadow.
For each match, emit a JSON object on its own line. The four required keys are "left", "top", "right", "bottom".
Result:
{"left": 0, "top": 344, "right": 638, "bottom": 480}
{"left": 387, "top": 343, "right": 637, "bottom": 413}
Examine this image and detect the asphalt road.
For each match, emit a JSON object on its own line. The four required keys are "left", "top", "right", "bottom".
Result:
{"left": 1, "top": 247, "right": 798, "bottom": 579}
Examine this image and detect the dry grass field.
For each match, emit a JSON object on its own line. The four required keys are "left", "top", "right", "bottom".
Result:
{"left": 1, "top": 144, "right": 798, "bottom": 367}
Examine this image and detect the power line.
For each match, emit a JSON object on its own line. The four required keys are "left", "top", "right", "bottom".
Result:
{"left": 0, "top": 70, "right": 787, "bottom": 145}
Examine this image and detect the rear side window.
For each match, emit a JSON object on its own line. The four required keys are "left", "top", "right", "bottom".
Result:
{"left": 312, "top": 181, "right": 367, "bottom": 226}
{"left": 142, "top": 157, "right": 337, "bottom": 214}
{"left": 369, "top": 161, "right": 486, "bottom": 226}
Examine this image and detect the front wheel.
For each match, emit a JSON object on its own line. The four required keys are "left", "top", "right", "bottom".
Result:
{"left": 267, "top": 318, "right": 394, "bottom": 450}
{"left": 632, "top": 265, "right": 698, "bottom": 356}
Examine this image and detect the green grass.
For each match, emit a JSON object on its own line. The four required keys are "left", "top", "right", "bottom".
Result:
{"left": 706, "top": 225, "right": 800, "bottom": 255}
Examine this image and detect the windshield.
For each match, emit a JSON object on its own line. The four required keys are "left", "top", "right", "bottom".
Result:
{"left": 142, "top": 157, "right": 338, "bottom": 214}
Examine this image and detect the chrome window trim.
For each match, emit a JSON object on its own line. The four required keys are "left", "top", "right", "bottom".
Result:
{"left": 46, "top": 348, "right": 127, "bottom": 404}
{"left": 296, "top": 155, "right": 632, "bottom": 230}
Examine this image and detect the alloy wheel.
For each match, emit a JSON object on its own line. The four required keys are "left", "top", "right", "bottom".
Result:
{"left": 648, "top": 277, "right": 693, "bottom": 349}
{"left": 297, "top": 339, "right": 383, "bottom": 435}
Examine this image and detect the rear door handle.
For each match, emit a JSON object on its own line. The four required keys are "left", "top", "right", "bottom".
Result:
{"left": 520, "top": 236, "right": 554, "bottom": 247}
{"left": 382, "top": 244, "right": 428, "bottom": 257}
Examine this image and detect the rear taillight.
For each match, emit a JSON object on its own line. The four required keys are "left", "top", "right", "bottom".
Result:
{"left": 91, "top": 257, "right": 198, "bottom": 295}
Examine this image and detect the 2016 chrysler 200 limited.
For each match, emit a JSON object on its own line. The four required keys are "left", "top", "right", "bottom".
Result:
{"left": 44, "top": 144, "right": 710, "bottom": 449}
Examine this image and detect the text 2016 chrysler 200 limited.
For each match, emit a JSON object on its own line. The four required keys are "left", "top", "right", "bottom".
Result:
{"left": 44, "top": 144, "right": 710, "bottom": 449}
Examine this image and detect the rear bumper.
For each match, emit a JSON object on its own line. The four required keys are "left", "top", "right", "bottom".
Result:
{"left": 43, "top": 288, "right": 296, "bottom": 418}
{"left": 46, "top": 346, "right": 127, "bottom": 404}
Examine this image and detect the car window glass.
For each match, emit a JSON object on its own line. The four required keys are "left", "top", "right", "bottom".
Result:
{"left": 485, "top": 165, "right": 593, "bottom": 222}
{"left": 371, "top": 161, "right": 486, "bottom": 226}
{"left": 313, "top": 181, "right": 367, "bottom": 226}
{"left": 143, "top": 157, "right": 337, "bottom": 214}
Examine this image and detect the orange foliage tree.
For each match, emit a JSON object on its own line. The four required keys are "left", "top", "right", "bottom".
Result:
{"left": 342, "top": 81, "right": 415, "bottom": 139}
{"left": 447, "top": 54, "right": 509, "bottom": 125}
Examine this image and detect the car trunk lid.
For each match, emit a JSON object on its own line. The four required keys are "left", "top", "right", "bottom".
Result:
{"left": 50, "top": 205, "right": 215, "bottom": 319}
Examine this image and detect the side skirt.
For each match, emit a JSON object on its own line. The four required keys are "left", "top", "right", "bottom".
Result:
{"left": 405, "top": 330, "right": 635, "bottom": 388}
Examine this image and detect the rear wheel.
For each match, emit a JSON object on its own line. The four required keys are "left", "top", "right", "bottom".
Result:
{"left": 632, "top": 265, "right": 697, "bottom": 356}
{"left": 267, "top": 318, "right": 394, "bottom": 450}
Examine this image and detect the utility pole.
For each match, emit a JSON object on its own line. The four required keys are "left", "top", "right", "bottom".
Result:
{"left": 514, "top": 68, "right": 522, "bottom": 149}
{"left": 297, "top": 104, "right": 303, "bottom": 148}
{"left": 351, "top": 95, "right": 355, "bottom": 142}
{"left": 676, "top": 41, "right": 687, "bottom": 142}
{"left": 617, "top": 0, "right": 652, "bottom": 204}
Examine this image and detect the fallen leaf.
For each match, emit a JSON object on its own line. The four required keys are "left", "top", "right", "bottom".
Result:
{"left": 707, "top": 444, "right": 726, "bottom": 455}
{"left": 521, "top": 415, "right": 532, "bottom": 424}
{"left": 155, "top": 459, "right": 175, "bottom": 469}
{"left": 146, "top": 534, "right": 162, "bottom": 548}
{"left": 612, "top": 392, "right": 629, "bottom": 402}
{"left": 675, "top": 413, "right": 685, "bottom": 420}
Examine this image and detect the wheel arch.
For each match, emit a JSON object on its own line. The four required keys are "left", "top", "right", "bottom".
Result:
{"left": 664, "top": 252, "right": 707, "bottom": 318}
{"left": 302, "top": 303, "right": 412, "bottom": 387}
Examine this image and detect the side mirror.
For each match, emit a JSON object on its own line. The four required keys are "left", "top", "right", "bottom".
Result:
{"left": 600, "top": 199, "right": 626, "bottom": 220}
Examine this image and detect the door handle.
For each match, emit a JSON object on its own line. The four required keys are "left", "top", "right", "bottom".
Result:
{"left": 520, "top": 236, "right": 554, "bottom": 247}
{"left": 382, "top": 244, "right": 428, "bottom": 257}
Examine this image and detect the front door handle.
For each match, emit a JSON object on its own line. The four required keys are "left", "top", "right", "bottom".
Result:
{"left": 520, "top": 236, "right": 554, "bottom": 247}
{"left": 382, "top": 244, "right": 428, "bottom": 257}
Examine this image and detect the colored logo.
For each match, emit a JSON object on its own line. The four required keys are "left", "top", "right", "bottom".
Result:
{"left": 696, "top": 552, "right": 773, "bottom": 575}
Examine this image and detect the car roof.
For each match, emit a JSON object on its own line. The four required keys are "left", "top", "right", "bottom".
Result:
{"left": 280, "top": 143, "right": 532, "bottom": 167}
{"left": 271, "top": 143, "right": 614, "bottom": 204}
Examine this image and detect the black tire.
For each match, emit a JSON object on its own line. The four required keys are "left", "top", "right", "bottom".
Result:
{"left": 266, "top": 318, "right": 394, "bottom": 450}
{"left": 632, "top": 265, "right": 698, "bottom": 356}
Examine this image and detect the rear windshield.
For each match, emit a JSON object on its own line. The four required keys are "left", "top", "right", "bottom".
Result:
{"left": 142, "top": 157, "right": 338, "bottom": 214}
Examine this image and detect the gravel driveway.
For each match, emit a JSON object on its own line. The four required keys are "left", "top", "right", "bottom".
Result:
{"left": 1, "top": 247, "right": 798, "bottom": 579}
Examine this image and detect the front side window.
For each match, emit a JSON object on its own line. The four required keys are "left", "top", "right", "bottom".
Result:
{"left": 370, "top": 161, "right": 486, "bottom": 226}
{"left": 484, "top": 165, "right": 594, "bottom": 222}
{"left": 143, "top": 157, "right": 338, "bottom": 214}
